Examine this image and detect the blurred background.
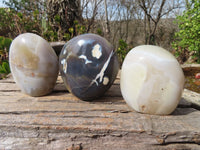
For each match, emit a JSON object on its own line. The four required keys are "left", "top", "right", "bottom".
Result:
{"left": 0, "top": 0, "right": 199, "bottom": 65}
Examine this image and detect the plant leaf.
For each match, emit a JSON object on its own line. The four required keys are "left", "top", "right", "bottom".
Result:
{"left": 2, "top": 61, "right": 10, "bottom": 73}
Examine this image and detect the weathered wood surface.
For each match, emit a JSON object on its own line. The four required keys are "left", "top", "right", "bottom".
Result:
{"left": 0, "top": 74, "right": 200, "bottom": 150}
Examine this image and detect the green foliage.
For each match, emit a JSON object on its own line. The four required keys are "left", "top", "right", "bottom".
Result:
{"left": 63, "top": 20, "right": 86, "bottom": 41}
{"left": 172, "top": 0, "right": 200, "bottom": 63}
{"left": 1, "top": 0, "right": 86, "bottom": 42}
{"left": 0, "top": 36, "right": 12, "bottom": 79}
{"left": 43, "top": 26, "right": 59, "bottom": 42}
{"left": 0, "top": 36, "right": 12, "bottom": 52}
{"left": 0, "top": 61, "right": 10, "bottom": 74}
{"left": 97, "top": 28, "right": 103, "bottom": 36}
{"left": 0, "top": 8, "right": 15, "bottom": 36}
{"left": 117, "top": 39, "right": 130, "bottom": 65}
{"left": 54, "top": 14, "right": 61, "bottom": 23}
{"left": 0, "top": 0, "right": 46, "bottom": 38}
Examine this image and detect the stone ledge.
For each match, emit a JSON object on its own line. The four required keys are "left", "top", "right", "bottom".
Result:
{"left": 182, "top": 64, "right": 200, "bottom": 76}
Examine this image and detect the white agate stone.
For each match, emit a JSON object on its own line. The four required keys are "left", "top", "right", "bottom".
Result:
{"left": 9, "top": 33, "right": 59, "bottom": 96}
{"left": 120, "top": 45, "right": 185, "bottom": 115}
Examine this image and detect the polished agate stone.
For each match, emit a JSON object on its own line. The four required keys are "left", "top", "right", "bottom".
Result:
{"left": 59, "top": 33, "right": 119, "bottom": 100}
{"left": 120, "top": 45, "right": 185, "bottom": 115}
{"left": 9, "top": 33, "right": 59, "bottom": 96}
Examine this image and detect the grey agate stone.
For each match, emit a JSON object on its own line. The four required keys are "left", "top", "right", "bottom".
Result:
{"left": 59, "top": 33, "right": 119, "bottom": 100}
{"left": 9, "top": 33, "right": 59, "bottom": 97}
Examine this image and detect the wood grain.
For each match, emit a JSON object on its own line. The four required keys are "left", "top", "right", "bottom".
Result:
{"left": 0, "top": 74, "right": 200, "bottom": 150}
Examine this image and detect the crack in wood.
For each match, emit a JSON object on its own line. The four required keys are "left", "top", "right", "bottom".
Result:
{"left": 0, "top": 109, "right": 131, "bottom": 115}
{"left": 156, "top": 131, "right": 200, "bottom": 145}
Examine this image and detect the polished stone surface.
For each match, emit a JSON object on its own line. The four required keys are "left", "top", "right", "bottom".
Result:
{"left": 59, "top": 33, "right": 119, "bottom": 100}
{"left": 120, "top": 45, "right": 185, "bottom": 115}
{"left": 9, "top": 33, "right": 59, "bottom": 96}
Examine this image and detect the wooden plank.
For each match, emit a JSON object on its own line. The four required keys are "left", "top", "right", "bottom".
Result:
{"left": 0, "top": 75, "right": 200, "bottom": 149}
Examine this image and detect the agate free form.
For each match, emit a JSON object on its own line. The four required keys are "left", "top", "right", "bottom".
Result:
{"left": 59, "top": 33, "right": 119, "bottom": 100}
{"left": 9, "top": 33, "right": 59, "bottom": 96}
{"left": 120, "top": 45, "right": 185, "bottom": 115}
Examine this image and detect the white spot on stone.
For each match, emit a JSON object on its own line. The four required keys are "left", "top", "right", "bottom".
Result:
{"left": 92, "top": 44, "right": 102, "bottom": 59}
{"left": 79, "top": 55, "right": 92, "bottom": 64}
{"left": 63, "top": 49, "right": 67, "bottom": 55}
{"left": 103, "top": 76, "right": 109, "bottom": 85}
{"left": 78, "top": 40, "right": 85, "bottom": 47}
{"left": 90, "top": 51, "right": 113, "bottom": 86}
{"left": 61, "top": 59, "right": 67, "bottom": 73}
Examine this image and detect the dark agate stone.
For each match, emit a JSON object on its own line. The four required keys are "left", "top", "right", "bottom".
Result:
{"left": 59, "top": 33, "right": 119, "bottom": 100}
